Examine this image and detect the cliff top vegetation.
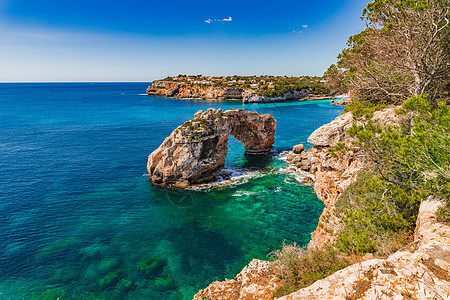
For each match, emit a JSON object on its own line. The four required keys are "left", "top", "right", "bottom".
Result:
{"left": 159, "top": 75, "right": 332, "bottom": 97}
{"left": 273, "top": 0, "right": 449, "bottom": 296}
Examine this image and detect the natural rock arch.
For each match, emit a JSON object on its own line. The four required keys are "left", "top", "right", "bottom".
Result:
{"left": 147, "top": 108, "right": 276, "bottom": 186}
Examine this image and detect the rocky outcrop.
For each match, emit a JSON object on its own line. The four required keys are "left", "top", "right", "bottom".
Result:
{"left": 285, "top": 145, "right": 366, "bottom": 248}
{"left": 147, "top": 81, "right": 311, "bottom": 103}
{"left": 289, "top": 107, "right": 403, "bottom": 249}
{"left": 330, "top": 97, "right": 351, "bottom": 106}
{"left": 278, "top": 198, "right": 450, "bottom": 300}
{"left": 193, "top": 259, "right": 281, "bottom": 300}
{"left": 147, "top": 81, "right": 246, "bottom": 100}
{"left": 292, "top": 144, "right": 304, "bottom": 154}
{"left": 147, "top": 108, "right": 276, "bottom": 186}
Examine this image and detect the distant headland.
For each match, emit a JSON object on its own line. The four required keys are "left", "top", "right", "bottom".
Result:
{"left": 147, "top": 75, "right": 341, "bottom": 103}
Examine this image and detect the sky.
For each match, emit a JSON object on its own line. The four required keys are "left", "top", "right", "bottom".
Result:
{"left": 0, "top": 0, "right": 370, "bottom": 82}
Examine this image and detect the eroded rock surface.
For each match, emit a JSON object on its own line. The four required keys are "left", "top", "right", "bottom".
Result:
{"left": 193, "top": 259, "right": 281, "bottom": 300}
{"left": 147, "top": 80, "right": 309, "bottom": 103}
{"left": 330, "top": 98, "right": 352, "bottom": 106}
{"left": 147, "top": 108, "right": 276, "bottom": 186}
{"left": 286, "top": 107, "right": 404, "bottom": 249}
{"left": 147, "top": 81, "right": 245, "bottom": 100}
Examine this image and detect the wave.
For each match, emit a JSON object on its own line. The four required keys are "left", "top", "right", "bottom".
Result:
{"left": 187, "top": 170, "right": 265, "bottom": 191}
{"left": 277, "top": 151, "right": 315, "bottom": 184}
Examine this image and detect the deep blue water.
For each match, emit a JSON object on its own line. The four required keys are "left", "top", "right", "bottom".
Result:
{"left": 0, "top": 83, "right": 344, "bottom": 299}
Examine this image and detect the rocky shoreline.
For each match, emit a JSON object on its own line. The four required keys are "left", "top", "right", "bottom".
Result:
{"left": 147, "top": 80, "right": 341, "bottom": 104}
{"left": 193, "top": 107, "right": 450, "bottom": 299}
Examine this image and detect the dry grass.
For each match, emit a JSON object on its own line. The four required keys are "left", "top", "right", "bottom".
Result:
{"left": 269, "top": 242, "right": 350, "bottom": 298}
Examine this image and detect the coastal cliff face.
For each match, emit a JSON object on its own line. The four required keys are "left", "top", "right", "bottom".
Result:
{"left": 293, "top": 107, "right": 403, "bottom": 249}
{"left": 147, "top": 80, "right": 246, "bottom": 100}
{"left": 193, "top": 107, "right": 450, "bottom": 299}
{"left": 147, "top": 108, "right": 276, "bottom": 186}
{"left": 146, "top": 81, "right": 309, "bottom": 102}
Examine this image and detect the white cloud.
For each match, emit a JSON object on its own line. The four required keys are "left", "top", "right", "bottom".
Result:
{"left": 302, "top": 24, "right": 309, "bottom": 28}
{"left": 205, "top": 17, "right": 232, "bottom": 24}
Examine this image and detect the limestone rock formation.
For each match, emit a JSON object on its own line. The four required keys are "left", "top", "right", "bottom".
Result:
{"left": 307, "top": 107, "right": 401, "bottom": 148}
{"left": 292, "top": 144, "right": 304, "bottom": 154}
{"left": 298, "top": 107, "right": 404, "bottom": 248}
{"left": 147, "top": 108, "right": 276, "bottom": 186}
{"left": 307, "top": 111, "right": 355, "bottom": 147}
{"left": 242, "top": 90, "right": 308, "bottom": 103}
{"left": 194, "top": 199, "right": 450, "bottom": 300}
{"left": 147, "top": 80, "right": 309, "bottom": 103}
{"left": 146, "top": 80, "right": 245, "bottom": 100}
{"left": 193, "top": 259, "right": 281, "bottom": 300}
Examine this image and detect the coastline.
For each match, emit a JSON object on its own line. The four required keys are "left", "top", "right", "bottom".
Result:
{"left": 193, "top": 106, "right": 450, "bottom": 299}
{"left": 146, "top": 78, "right": 340, "bottom": 104}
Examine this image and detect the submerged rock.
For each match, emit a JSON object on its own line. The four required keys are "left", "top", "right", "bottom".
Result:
{"left": 138, "top": 257, "right": 165, "bottom": 278}
{"left": 147, "top": 108, "right": 276, "bottom": 186}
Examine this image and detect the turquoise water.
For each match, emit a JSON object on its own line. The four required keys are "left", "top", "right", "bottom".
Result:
{"left": 0, "top": 83, "right": 344, "bottom": 299}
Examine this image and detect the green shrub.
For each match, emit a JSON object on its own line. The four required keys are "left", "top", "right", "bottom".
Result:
{"left": 327, "top": 142, "right": 352, "bottom": 159}
{"left": 335, "top": 95, "right": 449, "bottom": 255}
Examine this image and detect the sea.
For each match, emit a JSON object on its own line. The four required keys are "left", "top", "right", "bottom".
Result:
{"left": 0, "top": 82, "right": 344, "bottom": 299}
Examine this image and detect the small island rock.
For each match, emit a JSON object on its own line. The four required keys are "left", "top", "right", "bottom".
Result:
{"left": 293, "top": 144, "right": 304, "bottom": 154}
{"left": 147, "top": 108, "right": 276, "bottom": 186}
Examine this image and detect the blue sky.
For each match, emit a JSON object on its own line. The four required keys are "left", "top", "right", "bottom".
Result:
{"left": 0, "top": 0, "right": 370, "bottom": 82}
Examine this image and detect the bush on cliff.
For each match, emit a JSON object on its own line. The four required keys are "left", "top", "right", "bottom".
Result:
{"left": 335, "top": 95, "right": 450, "bottom": 255}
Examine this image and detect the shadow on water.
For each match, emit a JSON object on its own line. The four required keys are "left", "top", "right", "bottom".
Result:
{"left": 239, "top": 152, "right": 273, "bottom": 170}
{"left": 162, "top": 221, "right": 241, "bottom": 274}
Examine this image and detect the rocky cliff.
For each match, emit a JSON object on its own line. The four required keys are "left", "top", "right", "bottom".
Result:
{"left": 146, "top": 81, "right": 309, "bottom": 102}
{"left": 192, "top": 107, "right": 450, "bottom": 299}
{"left": 286, "top": 107, "right": 403, "bottom": 249}
{"left": 147, "top": 108, "right": 276, "bottom": 187}
{"left": 147, "top": 80, "right": 246, "bottom": 100}
{"left": 193, "top": 259, "right": 282, "bottom": 300}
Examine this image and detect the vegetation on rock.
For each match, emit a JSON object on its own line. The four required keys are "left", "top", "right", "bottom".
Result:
{"left": 324, "top": 0, "right": 450, "bottom": 254}
{"left": 270, "top": 243, "right": 349, "bottom": 298}
{"left": 270, "top": 0, "right": 449, "bottom": 296}
{"left": 161, "top": 74, "right": 332, "bottom": 97}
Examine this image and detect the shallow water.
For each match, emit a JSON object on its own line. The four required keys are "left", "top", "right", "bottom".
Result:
{"left": 0, "top": 83, "right": 344, "bottom": 299}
